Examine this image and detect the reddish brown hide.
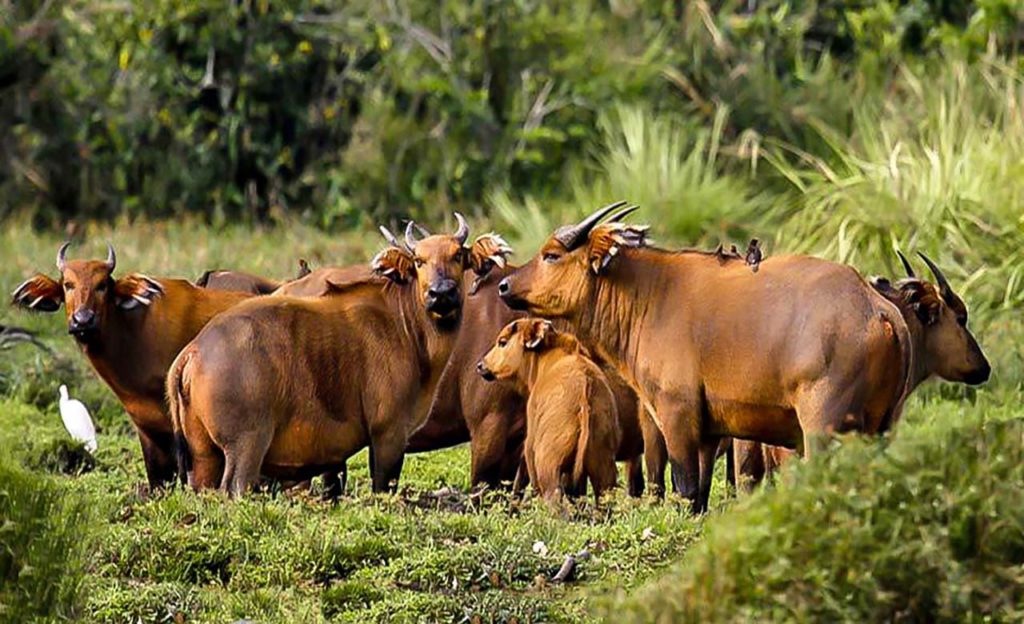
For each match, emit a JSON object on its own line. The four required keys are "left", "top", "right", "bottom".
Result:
{"left": 478, "top": 319, "right": 620, "bottom": 504}
{"left": 498, "top": 202, "right": 937, "bottom": 514}
{"left": 12, "top": 243, "right": 254, "bottom": 487}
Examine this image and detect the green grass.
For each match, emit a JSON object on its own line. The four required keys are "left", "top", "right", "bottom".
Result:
{"left": 1, "top": 55, "right": 1023, "bottom": 622}
{"left": 604, "top": 395, "right": 1024, "bottom": 623}
{"left": 1, "top": 217, "right": 1020, "bottom": 622}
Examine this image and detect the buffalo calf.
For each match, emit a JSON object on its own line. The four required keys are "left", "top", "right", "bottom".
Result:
{"left": 478, "top": 319, "right": 620, "bottom": 504}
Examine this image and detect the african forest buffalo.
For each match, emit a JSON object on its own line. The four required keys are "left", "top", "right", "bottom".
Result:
{"left": 167, "top": 216, "right": 513, "bottom": 495}
{"left": 195, "top": 269, "right": 283, "bottom": 294}
{"left": 478, "top": 319, "right": 621, "bottom": 503}
{"left": 498, "top": 201, "right": 939, "bottom": 514}
{"left": 408, "top": 256, "right": 660, "bottom": 497}
{"left": 11, "top": 243, "right": 253, "bottom": 488}
{"left": 732, "top": 250, "right": 991, "bottom": 490}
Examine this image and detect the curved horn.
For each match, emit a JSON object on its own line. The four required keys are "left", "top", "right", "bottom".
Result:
{"left": 105, "top": 242, "right": 116, "bottom": 272}
{"left": 453, "top": 212, "right": 469, "bottom": 245}
{"left": 56, "top": 241, "right": 71, "bottom": 272}
{"left": 379, "top": 225, "right": 402, "bottom": 249}
{"left": 405, "top": 221, "right": 421, "bottom": 251}
{"left": 606, "top": 204, "right": 640, "bottom": 223}
{"left": 895, "top": 250, "right": 916, "bottom": 279}
{"left": 554, "top": 200, "right": 629, "bottom": 250}
{"left": 917, "top": 252, "right": 953, "bottom": 299}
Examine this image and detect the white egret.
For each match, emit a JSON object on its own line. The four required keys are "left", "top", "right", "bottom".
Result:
{"left": 58, "top": 384, "right": 97, "bottom": 453}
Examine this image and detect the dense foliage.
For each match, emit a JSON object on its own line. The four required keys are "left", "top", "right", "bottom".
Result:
{"left": 2, "top": 1, "right": 1023, "bottom": 621}
{"left": 2, "top": 1, "right": 1021, "bottom": 226}
{"left": 606, "top": 400, "right": 1024, "bottom": 622}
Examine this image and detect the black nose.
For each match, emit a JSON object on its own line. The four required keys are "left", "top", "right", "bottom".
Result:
{"left": 497, "top": 278, "right": 510, "bottom": 296}
{"left": 476, "top": 361, "right": 495, "bottom": 381}
{"left": 965, "top": 360, "right": 991, "bottom": 385}
{"left": 427, "top": 278, "right": 458, "bottom": 299}
{"left": 69, "top": 309, "right": 97, "bottom": 334}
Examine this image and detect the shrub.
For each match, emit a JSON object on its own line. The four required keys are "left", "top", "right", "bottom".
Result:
{"left": 605, "top": 409, "right": 1024, "bottom": 622}
{"left": 0, "top": 451, "right": 88, "bottom": 620}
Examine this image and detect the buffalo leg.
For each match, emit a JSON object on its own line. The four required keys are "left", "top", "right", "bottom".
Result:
{"left": 220, "top": 429, "right": 273, "bottom": 497}
{"left": 696, "top": 438, "right": 720, "bottom": 512}
{"left": 724, "top": 438, "right": 736, "bottom": 495}
{"left": 137, "top": 427, "right": 176, "bottom": 489}
{"left": 369, "top": 426, "right": 406, "bottom": 493}
{"left": 657, "top": 395, "right": 703, "bottom": 515}
{"left": 469, "top": 412, "right": 511, "bottom": 488}
{"left": 625, "top": 457, "right": 645, "bottom": 497}
{"left": 796, "top": 382, "right": 863, "bottom": 458}
{"left": 512, "top": 456, "right": 529, "bottom": 496}
{"left": 321, "top": 463, "right": 347, "bottom": 501}
{"left": 733, "top": 439, "right": 767, "bottom": 493}
{"left": 640, "top": 410, "right": 668, "bottom": 498}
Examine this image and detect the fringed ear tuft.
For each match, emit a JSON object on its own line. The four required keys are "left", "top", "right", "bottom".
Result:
{"left": 371, "top": 247, "right": 416, "bottom": 284}
{"left": 898, "top": 280, "right": 941, "bottom": 326}
{"left": 11, "top": 274, "right": 63, "bottom": 313}
{"left": 468, "top": 233, "right": 514, "bottom": 276}
{"left": 114, "top": 274, "right": 165, "bottom": 310}
{"left": 587, "top": 223, "right": 649, "bottom": 274}
{"left": 524, "top": 319, "right": 555, "bottom": 350}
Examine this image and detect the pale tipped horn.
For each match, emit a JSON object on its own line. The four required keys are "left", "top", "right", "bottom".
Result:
{"left": 105, "top": 242, "right": 116, "bottom": 272}
{"left": 453, "top": 212, "right": 469, "bottom": 245}
{"left": 606, "top": 204, "right": 640, "bottom": 223}
{"left": 405, "top": 221, "right": 421, "bottom": 251}
{"left": 56, "top": 241, "right": 71, "bottom": 272}
{"left": 917, "top": 252, "right": 954, "bottom": 301}
{"left": 554, "top": 200, "right": 629, "bottom": 250}
{"left": 379, "top": 225, "right": 402, "bottom": 249}
{"left": 895, "top": 250, "right": 916, "bottom": 279}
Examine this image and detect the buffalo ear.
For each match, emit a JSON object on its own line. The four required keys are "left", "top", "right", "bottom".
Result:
{"left": 11, "top": 274, "right": 63, "bottom": 312}
{"left": 900, "top": 281, "right": 940, "bottom": 326}
{"left": 468, "top": 234, "right": 514, "bottom": 277}
{"left": 113, "top": 274, "right": 165, "bottom": 310}
{"left": 524, "top": 320, "right": 555, "bottom": 350}
{"left": 371, "top": 247, "right": 415, "bottom": 283}
{"left": 588, "top": 223, "right": 649, "bottom": 274}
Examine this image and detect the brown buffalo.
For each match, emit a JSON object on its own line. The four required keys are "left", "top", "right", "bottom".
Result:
{"left": 168, "top": 216, "right": 512, "bottom": 495}
{"left": 478, "top": 319, "right": 620, "bottom": 503}
{"left": 497, "top": 201, "right": 950, "bottom": 513}
{"left": 409, "top": 258, "right": 659, "bottom": 497}
{"left": 195, "top": 269, "right": 282, "bottom": 294}
{"left": 732, "top": 250, "right": 992, "bottom": 489}
{"left": 11, "top": 243, "right": 253, "bottom": 487}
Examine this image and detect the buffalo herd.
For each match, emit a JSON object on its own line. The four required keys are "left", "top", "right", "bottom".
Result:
{"left": 13, "top": 202, "right": 990, "bottom": 512}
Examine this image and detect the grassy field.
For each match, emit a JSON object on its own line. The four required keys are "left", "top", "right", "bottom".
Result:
{"left": 2, "top": 55, "right": 1023, "bottom": 623}
{"left": 0, "top": 220, "right": 720, "bottom": 622}
{"left": 1, "top": 215, "right": 1021, "bottom": 623}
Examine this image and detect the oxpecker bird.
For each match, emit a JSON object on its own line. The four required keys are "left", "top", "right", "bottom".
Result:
{"left": 745, "top": 238, "right": 762, "bottom": 273}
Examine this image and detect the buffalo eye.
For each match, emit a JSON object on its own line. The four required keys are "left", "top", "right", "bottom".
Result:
{"left": 96, "top": 282, "right": 107, "bottom": 293}
{"left": 542, "top": 252, "right": 561, "bottom": 263}
{"left": 414, "top": 257, "right": 425, "bottom": 268}
{"left": 498, "top": 338, "right": 508, "bottom": 348}
{"left": 64, "top": 282, "right": 75, "bottom": 292}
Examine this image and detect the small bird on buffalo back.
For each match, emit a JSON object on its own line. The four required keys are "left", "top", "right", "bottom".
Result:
{"left": 58, "top": 384, "right": 97, "bottom": 454}
{"left": 296, "top": 259, "right": 312, "bottom": 279}
{"left": 745, "top": 238, "right": 762, "bottom": 273}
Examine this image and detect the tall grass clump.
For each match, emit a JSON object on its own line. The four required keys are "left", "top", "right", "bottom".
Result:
{"left": 0, "top": 450, "right": 88, "bottom": 620}
{"left": 605, "top": 405, "right": 1024, "bottom": 623}
{"left": 767, "top": 59, "right": 1024, "bottom": 315}
{"left": 571, "top": 105, "right": 762, "bottom": 243}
